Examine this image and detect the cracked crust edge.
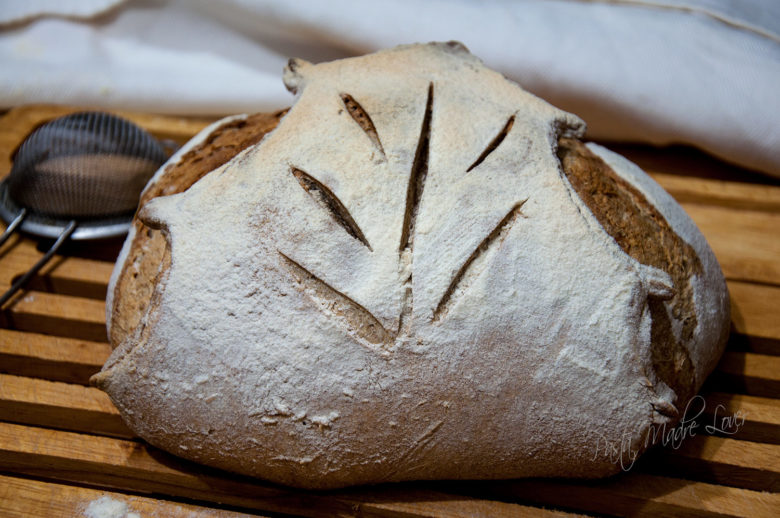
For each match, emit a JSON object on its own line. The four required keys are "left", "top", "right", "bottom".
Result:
{"left": 557, "top": 138, "right": 729, "bottom": 420}
{"left": 107, "top": 111, "right": 286, "bottom": 347}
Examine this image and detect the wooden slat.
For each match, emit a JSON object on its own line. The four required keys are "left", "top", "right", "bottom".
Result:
{"left": 684, "top": 205, "right": 780, "bottom": 285}
{"left": 0, "top": 474, "right": 260, "bottom": 518}
{"left": 0, "top": 422, "right": 566, "bottom": 518}
{"left": 710, "top": 352, "right": 780, "bottom": 398}
{"left": 0, "top": 421, "right": 349, "bottom": 518}
{"left": 341, "top": 490, "right": 585, "bottom": 518}
{"left": 647, "top": 435, "right": 780, "bottom": 492}
{"left": 0, "top": 239, "right": 113, "bottom": 300}
{"left": 0, "top": 329, "right": 109, "bottom": 384}
{"left": 0, "top": 374, "right": 132, "bottom": 438}
{"left": 702, "top": 392, "right": 780, "bottom": 445}
{"left": 654, "top": 172, "right": 780, "bottom": 213}
{"left": 728, "top": 281, "right": 780, "bottom": 344}
{"left": 475, "top": 472, "right": 780, "bottom": 518}
{"left": 727, "top": 332, "right": 779, "bottom": 357}
{"left": 0, "top": 291, "right": 106, "bottom": 342}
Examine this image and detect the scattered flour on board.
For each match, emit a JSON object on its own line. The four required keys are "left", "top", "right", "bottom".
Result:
{"left": 84, "top": 496, "right": 140, "bottom": 518}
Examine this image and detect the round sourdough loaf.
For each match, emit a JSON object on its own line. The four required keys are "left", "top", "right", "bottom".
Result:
{"left": 93, "top": 42, "right": 730, "bottom": 489}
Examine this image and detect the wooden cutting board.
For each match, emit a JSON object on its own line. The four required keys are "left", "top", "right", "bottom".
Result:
{"left": 0, "top": 105, "right": 778, "bottom": 517}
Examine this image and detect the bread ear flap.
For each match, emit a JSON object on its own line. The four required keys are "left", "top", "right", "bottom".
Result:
{"left": 637, "top": 263, "right": 675, "bottom": 300}
{"left": 283, "top": 57, "right": 312, "bottom": 94}
{"left": 442, "top": 40, "right": 470, "bottom": 54}
{"left": 138, "top": 196, "right": 174, "bottom": 232}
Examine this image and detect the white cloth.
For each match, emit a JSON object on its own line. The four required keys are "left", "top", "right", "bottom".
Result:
{"left": 1, "top": 0, "right": 778, "bottom": 176}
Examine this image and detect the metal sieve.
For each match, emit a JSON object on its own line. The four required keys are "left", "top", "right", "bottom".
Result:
{"left": 0, "top": 111, "right": 170, "bottom": 306}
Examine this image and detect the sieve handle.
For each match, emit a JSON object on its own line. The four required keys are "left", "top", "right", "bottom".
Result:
{"left": 0, "top": 220, "right": 77, "bottom": 307}
{"left": 0, "top": 208, "right": 27, "bottom": 249}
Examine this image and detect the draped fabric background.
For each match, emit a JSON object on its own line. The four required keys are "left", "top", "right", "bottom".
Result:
{"left": 1, "top": 0, "right": 778, "bottom": 176}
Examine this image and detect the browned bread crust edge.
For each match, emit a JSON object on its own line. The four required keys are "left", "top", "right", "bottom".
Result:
{"left": 108, "top": 110, "right": 286, "bottom": 347}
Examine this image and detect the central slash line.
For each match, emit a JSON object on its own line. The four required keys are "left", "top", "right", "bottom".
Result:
{"left": 396, "top": 83, "right": 434, "bottom": 338}
{"left": 399, "top": 83, "right": 434, "bottom": 254}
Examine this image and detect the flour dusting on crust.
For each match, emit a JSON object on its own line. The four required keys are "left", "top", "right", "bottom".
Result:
{"left": 94, "top": 42, "right": 729, "bottom": 489}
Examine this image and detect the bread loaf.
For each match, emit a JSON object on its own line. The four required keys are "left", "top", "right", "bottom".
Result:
{"left": 93, "top": 42, "right": 730, "bottom": 489}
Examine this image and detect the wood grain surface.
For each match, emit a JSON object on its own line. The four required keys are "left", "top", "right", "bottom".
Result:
{"left": 0, "top": 105, "right": 778, "bottom": 517}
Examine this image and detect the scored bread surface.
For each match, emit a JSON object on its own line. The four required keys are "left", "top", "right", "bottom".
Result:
{"left": 96, "top": 42, "right": 729, "bottom": 489}
{"left": 107, "top": 111, "right": 286, "bottom": 346}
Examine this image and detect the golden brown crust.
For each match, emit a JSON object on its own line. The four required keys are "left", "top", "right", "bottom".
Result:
{"left": 109, "top": 110, "right": 286, "bottom": 347}
{"left": 557, "top": 138, "right": 703, "bottom": 409}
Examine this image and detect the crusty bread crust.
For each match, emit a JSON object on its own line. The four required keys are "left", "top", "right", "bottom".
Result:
{"left": 96, "top": 43, "right": 729, "bottom": 489}
{"left": 109, "top": 111, "right": 286, "bottom": 347}
{"left": 559, "top": 138, "right": 702, "bottom": 413}
{"left": 113, "top": 132, "right": 716, "bottom": 407}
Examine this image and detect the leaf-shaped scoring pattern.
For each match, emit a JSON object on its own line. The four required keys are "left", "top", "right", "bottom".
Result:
{"left": 97, "top": 44, "right": 728, "bottom": 490}
{"left": 283, "top": 83, "right": 525, "bottom": 352}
